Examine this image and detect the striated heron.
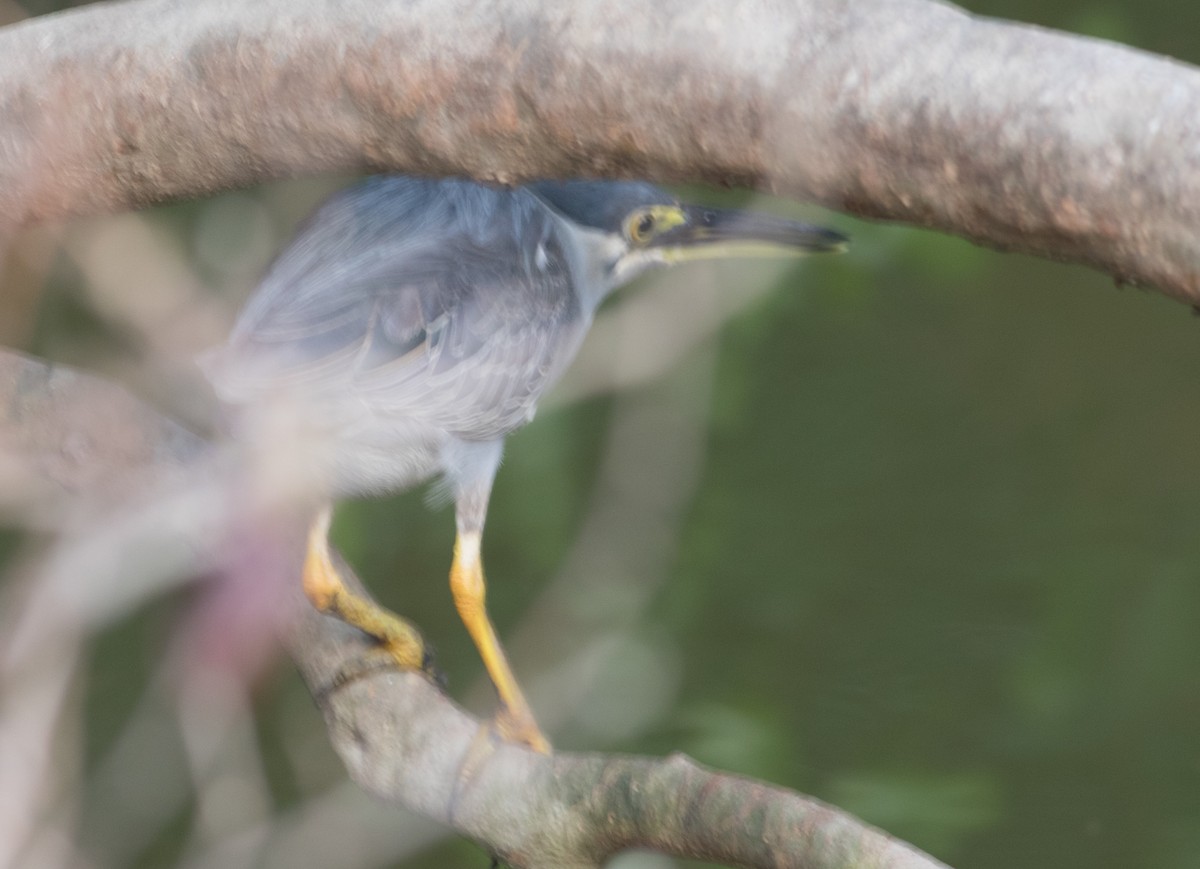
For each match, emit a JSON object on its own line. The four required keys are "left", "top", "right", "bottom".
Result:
{"left": 205, "top": 175, "right": 846, "bottom": 752}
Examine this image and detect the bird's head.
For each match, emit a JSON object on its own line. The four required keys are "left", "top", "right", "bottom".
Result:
{"left": 530, "top": 179, "right": 847, "bottom": 301}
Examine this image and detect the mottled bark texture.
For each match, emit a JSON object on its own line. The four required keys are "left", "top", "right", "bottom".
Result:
{"left": 0, "top": 347, "right": 951, "bottom": 868}
{"left": 1, "top": 0, "right": 1199, "bottom": 300}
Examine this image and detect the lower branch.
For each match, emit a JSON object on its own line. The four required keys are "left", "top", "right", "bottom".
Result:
{"left": 0, "top": 347, "right": 950, "bottom": 869}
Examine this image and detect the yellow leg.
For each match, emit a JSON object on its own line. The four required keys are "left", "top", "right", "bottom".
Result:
{"left": 302, "top": 507, "right": 426, "bottom": 671}
{"left": 450, "top": 530, "right": 551, "bottom": 753}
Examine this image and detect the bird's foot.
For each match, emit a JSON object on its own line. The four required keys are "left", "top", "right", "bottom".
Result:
{"left": 303, "top": 509, "right": 440, "bottom": 679}
{"left": 491, "top": 703, "right": 552, "bottom": 754}
{"left": 313, "top": 619, "right": 443, "bottom": 702}
{"left": 307, "top": 561, "right": 434, "bottom": 675}
{"left": 360, "top": 609, "right": 428, "bottom": 671}
{"left": 453, "top": 705, "right": 552, "bottom": 811}
{"left": 362, "top": 624, "right": 445, "bottom": 685}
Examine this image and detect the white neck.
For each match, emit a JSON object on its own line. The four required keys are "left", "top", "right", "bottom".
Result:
{"left": 552, "top": 219, "right": 667, "bottom": 313}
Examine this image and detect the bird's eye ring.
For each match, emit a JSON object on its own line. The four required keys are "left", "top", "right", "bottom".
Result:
{"left": 630, "top": 212, "right": 656, "bottom": 243}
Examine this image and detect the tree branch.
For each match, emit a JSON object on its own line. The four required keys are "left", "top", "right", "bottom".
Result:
{"left": 0, "top": 347, "right": 951, "bottom": 867}
{"left": 2, "top": 0, "right": 1199, "bottom": 301}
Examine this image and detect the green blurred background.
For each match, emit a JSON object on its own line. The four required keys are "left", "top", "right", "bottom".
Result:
{"left": 2, "top": 1, "right": 1198, "bottom": 868}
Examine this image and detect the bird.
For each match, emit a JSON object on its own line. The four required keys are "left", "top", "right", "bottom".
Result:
{"left": 204, "top": 175, "right": 847, "bottom": 753}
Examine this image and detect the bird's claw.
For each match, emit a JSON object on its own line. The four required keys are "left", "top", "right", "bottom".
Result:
{"left": 491, "top": 705, "right": 552, "bottom": 754}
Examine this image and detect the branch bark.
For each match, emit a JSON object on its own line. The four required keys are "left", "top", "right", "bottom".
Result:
{"left": 0, "top": 347, "right": 951, "bottom": 867}
{"left": 2, "top": 0, "right": 1199, "bottom": 300}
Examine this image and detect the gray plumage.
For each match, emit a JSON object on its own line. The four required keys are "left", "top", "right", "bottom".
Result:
{"left": 206, "top": 174, "right": 845, "bottom": 514}
{"left": 206, "top": 176, "right": 674, "bottom": 500}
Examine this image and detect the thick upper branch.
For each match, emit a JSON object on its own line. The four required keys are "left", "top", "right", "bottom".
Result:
{"left": 1, "top": 0, "right": 1199, "bottom": 300}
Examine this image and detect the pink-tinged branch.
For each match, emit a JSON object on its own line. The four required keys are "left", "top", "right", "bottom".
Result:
{"left": 0, "top": 346, "right": 951, "bottom": 867}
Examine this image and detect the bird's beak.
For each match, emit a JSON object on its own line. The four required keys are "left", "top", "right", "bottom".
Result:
{"left": 650, "top": 204, "right": 847, "bottom": 263}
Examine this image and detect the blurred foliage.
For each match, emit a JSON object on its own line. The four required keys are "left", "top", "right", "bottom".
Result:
{"left": 3, "top": 1, "right": 1200, "bottom": 868}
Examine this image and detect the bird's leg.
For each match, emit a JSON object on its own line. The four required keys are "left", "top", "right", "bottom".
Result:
{"left": 450, "top": 526, "right": 551, "bottom": 754}
{"left": 302, "top": 506, "right": 427, "bottom": 671}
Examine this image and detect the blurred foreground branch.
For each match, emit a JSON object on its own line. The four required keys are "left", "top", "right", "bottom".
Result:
{"left": 2, "top": 0, "right": 1200, "bottom": 301}
{"left": 0, "top": 346, "right": 951, "bottom": 868}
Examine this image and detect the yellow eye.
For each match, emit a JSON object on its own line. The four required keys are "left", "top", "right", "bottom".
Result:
{"left": 628, "top": 211, "right": 656, "bottom": 244}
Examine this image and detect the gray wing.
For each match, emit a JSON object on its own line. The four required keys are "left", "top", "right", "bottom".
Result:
{"left": 209, "top": 183, "right": 583, "bottom": 441}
